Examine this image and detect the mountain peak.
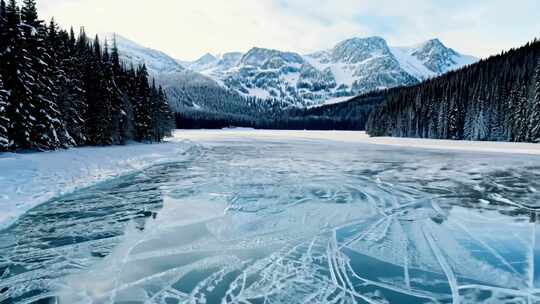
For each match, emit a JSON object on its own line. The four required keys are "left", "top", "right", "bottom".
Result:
{"left": 196, "top": 53, "right": 218, "bottom": 64}
{"left": 187, "top": 53, "right": 220, "bottom": 71}
{"left": 424, "top": 38, "right": 444, "bottom": 46}
{"left": 357, "top": 36, "right": 386, "bottom": 43}
{"left": 415, "top": 38, "right": 456, "bottom": 55}
{"left": 336, "top": 36, "right": 388, "bottom": 48}
{"left": 100, "top": 32, "right": 185, "bottom": 74}
{"left": 331, "top": 36, "right": 391, "bottom": 64}
{"left": 241, "top": 47, "right": 304, "bottom": 67}
{"left": 163, "top": 35, "right": 478, "bottom": 107}
{"left": 407, "top": 38, "right": 474, "bottom": 74}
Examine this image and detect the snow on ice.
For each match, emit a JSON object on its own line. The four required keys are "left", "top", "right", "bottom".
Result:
{"left": 0, "top": 138, "right": 195, "bottom": 229}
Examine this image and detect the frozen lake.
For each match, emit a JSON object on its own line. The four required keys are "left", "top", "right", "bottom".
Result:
{"left": 1, "top": 131, "right": 540, "bottom": 303}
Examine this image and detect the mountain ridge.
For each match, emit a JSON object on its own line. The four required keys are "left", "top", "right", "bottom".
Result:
{"left": 105, "top": 33, "right": 478, "bottom": 110}
{"left": 184, "top": 36, "right": 478, "bottom": 106}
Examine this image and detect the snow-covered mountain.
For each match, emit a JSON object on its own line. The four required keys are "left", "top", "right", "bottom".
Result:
{"left": 406, "top": 39, "right": 478, "bottom": 74}
{"left": 107, "top": 33, "right": 477, "bottom": 110}
{"left": 186, "top": 37, "right": 478, "bottom": 107}
{"left": 108, "top": 34, "right": 185, "bottom": 75}
{"left": 106, "top": 34, "right": 241, "bottom": 111}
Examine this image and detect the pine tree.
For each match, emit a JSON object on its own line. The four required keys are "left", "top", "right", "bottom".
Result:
{"left": 102, "top": 37, "right": 124, "bottom": 145}
{"left": 530, "top": 56, "right": 540, "bottom": 142}
{"left": 20, "top": 0, "right": 39, "bottom": 28}
{"left": 107, "top": 35, "right": 132, "bottom": 144}
{"left": 0, "top": 74, "right": 10, "bottom": 150}
{"left": 0, "top": 3, "right": 174, "bottom": 151}
{"left": 133, "top": 64, "right": 153, "bottom": 142}
{"left": 84, "top": 35, "right": 112, "bottom": 145}
{"left": 117, "top": 64, "right": 136, "bottom": 143}
{"left": 148, "top": 80, "right": 173, "bottom": 141}
{"left": 511, "top": 86, "right": 528, "bottom": 142}
{"left": 157, "top": 85, "right": 174, "bottom": 139}
{"left": 111, "top": 35, "right": 120, "bottom": 70}
{"left": 68, "top": 27, "right": 76, "bottom": 52}
{"left": 57, "top": 26, "right": 90, "bottom": 146}
{"left": 149, "top": 79, "right": 161, "bottom": 141}
{"left": 0, "top": 0, "right": 7, "bottom": 32}
{"left": 0, "top": 0, "right": 8, "bottom": 79}
{"left": 19, "top": 0, "right": 65, "bottom": 149}
{"left": 2, "top": 0, "right": 36, "bottom": 149}
{"left": 46, "top": 18, "right": 82, "bottom": 146}
{"left": 5, "top": 0, "right": 17, "bottom": 28}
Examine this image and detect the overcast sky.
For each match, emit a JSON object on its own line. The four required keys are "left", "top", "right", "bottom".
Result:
{"left": 38, "top": 0, "right": 540, "bottom": 61}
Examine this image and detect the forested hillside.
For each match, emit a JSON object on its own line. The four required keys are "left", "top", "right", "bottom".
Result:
{"left": 0, "top": 0, "right": 174, "bottom": 152}
{"left": 367, "top": 39, "right": 540, "bottom": 142}
{"left": 176, "top": 92, "right": 382, "bottom": 130}
{"left": 296, "top": 92, "right": 385, "bottom": 130}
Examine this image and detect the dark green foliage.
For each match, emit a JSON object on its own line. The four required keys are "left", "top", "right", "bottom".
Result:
{"left": 530, "top": 57, "right": 540, "bottom": 142}
{"left": 20, "top": 0, "right": 38, "bottom": 27}
{"left": 175, "top": 91, "right": 382, "bottom": 131}
{"left": 0, "top": 1, "right": 174, "bottom": 152}
{"left": 0, "top": 74, "right": 9, "bottom": 149}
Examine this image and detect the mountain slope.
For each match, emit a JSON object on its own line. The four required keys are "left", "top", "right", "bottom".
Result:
{"left": 367, "top": 39, "right": 540, "bottom": 143}
{"left": 107, "top": 34, "right": 185, "bottom": 76}
{"left": 187, "top": 36, "right": 478, "bottom": 107}
{"left": 394, "top": 38, "right": 478, "bottom": 75}
{"left": 107, "top": 34, "right": 262, "bottom": 114}
{"left": 110, "top": 33, "right": 477, "bottom": 112}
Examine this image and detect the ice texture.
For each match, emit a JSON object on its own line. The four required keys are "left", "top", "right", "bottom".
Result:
{"left": 1, "top": 132, "right": 540, "bottom": 304}
{"left": 0, "top": 140, "right": 196, "bottom": 229}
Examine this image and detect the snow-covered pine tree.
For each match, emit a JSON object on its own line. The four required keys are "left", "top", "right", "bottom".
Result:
{"left": 512, "top": 86, "right": 528, "bottom": 142}
{"left": 20, "top": 0, "right": 38, "bottom": 27}
{"left": 1, "top": 0, "right": 36, "bottom": 150}
{"left": 448, "top": 98, "right": 459, "bottom": 139}
{"left": 148, "top": 80, "right": 174, "bottom": 142}
{"left": 365, "top": 39, "right": 540, "bottom": 143}
{"left": 99, "top": 39, "right": 114, "bottom": 144}
{"left": 102, "top": 37, "right": 127, "bottom": 145}
{"left": 157, "top": 85, "right": 174, "bottom": 138}
{"left": 0, "top": 0, "right": 6, "bottom": 32}
{"left": 0, "top": 0, "right": 8, "bottom": 150}
{"left": 0, "top": 74, "right": 10, "bottom": 151}
{"left": 133, "top": 64, "right": 153, "bottom": 142}
{"left": 530, "top": 56, "right": 540, "bottom": 142}
{"left": 117, "top": 61, "right": 136, "bottom": 144}
{"left": 150, "top": 79, "right": 160, "bottom": 141}
{"left": 46, "top": 19, "right": 86, "bottom": 146}
{"left": 81, "top": 32, "right": 99, "bottom": 145}
{"left": 84, "top": 35, "right": 113, "bottom": 145}
{"left": 108, "top": 36, "right": 122, "bottom": 144}
{"left": 19, "top": 0, "right": 66, "bottom": 150}
{"left": 0, "top": 1, "right": 173, "bottom": 151}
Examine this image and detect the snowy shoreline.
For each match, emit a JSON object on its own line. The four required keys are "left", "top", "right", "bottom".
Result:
{"left": 0, "top": 139, "right": 195, "bottom": 229}
{"left": 2, "top": 129, "right": 539, "bottom": 229}
{"left": 174, "top": 129, "right": 540, "bottom": 156}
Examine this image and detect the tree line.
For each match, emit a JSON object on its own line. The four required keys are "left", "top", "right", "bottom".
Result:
{"left": 0, "top": 0, "right": 174, "bottom": 152}
{"left": 175, "top": 92, "right": 383, "bottom": 131}
{"left": 367, "top": 39, "right": 540, "bottom": 142}
{"left": 175, "top": 108, "right": 366, "bottom": 131}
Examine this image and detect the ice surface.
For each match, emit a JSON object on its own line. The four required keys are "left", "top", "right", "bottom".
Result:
{"left": 0, "top": 140, "right": 195, "bottom": 229}
{"left": 1, "top": 131, "right": 540, "bottom": 304}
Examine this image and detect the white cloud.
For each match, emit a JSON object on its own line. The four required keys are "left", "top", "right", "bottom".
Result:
{"left": 37, "top": 0, "right": 540, "bottom": 60}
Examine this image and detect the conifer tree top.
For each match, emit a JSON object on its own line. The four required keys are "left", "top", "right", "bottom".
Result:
{"left": 21, "top": 0, "right": 39, "bottom": 27}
